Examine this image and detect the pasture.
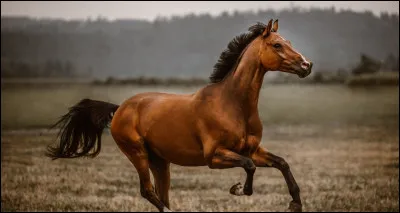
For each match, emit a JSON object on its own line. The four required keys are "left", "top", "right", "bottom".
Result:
{"left": 1, "top": 84, "right": 399, "bottom": 212}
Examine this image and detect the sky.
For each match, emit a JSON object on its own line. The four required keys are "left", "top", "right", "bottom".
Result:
{"left": 1, "top": 1, "right": 399, "bottom": 21}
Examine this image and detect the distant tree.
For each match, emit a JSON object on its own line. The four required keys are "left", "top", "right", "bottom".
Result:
{"left": 17, "top": 61, "right": 33, "bottom": 77}
{"left": 382, "top": 53, "right": 398, "bottom": 71}
{"left": 0, "top": 58, "right": 14, "bottom": 77}
{"left": 352, "top": 54, "right": 381, "bottom": 75}
{"left": 336, "top": 68, "right": 348, "bottom": 76}
{"left": 64, "top": 60, "right": 76, "bottom": 77}
{"left": 381, "top": 12, "right": 390, "bottom": 22}
{"left": 220, "top": 11, "right": 229, "bottom": 18}
{"left": 334, "top": 68, "right": 349, "bottom": 83}
{"left": 312, "top": 71, "right": 324, "bottom": 83}
{"left": 44, "top": 60, "right": 55, "bottom": 76}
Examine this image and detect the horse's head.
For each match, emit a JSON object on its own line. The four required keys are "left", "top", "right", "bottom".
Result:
{"left": 258, "top": 19, "right": 313, "bottom": 78}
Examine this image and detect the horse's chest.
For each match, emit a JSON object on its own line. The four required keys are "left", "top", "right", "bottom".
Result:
{"left": 226, "top": 120, "right": 262, "bottom": 156}
{"left": 214, "top": 114, "right": 262, "bottom": 155}
{"left": 231, "top": 134, "right": 261, "bottom": 156}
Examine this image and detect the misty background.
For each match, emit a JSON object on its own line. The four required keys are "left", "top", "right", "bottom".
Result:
{"left": 1, "top": 1, "right": 399, "bottom": 80}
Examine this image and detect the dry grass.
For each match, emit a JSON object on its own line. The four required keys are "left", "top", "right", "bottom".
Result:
{"left": 1, "top": 124, "right": 398, "bottom": 212}
{"left": 1, "top": 84, "right": 398, "bottom": 211}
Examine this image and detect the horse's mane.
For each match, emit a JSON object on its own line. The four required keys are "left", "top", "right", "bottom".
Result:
{"left": 209, "top": 22, "right": 268, "bottom": 83}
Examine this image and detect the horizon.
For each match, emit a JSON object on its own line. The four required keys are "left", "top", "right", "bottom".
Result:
{"left": 1, "top": 1, "right": 399, "bottom": 22}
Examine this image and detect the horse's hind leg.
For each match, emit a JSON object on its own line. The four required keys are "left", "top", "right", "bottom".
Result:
{"left": 114, "top": 136, "right": 170, "bottom": 212}
{"left": 149, "top": 151, "right": 171, "bottom": 208}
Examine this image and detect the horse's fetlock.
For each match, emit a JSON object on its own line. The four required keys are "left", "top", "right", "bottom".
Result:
{"left": 140, "top": 187, "right": 154, "bottom": 199}
{"left": 243, "top": 187, "right": 253, "bottom": 196}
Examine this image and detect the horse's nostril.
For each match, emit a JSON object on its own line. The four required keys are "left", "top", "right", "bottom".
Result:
{"left": 301, "top": 62, "right": 310, "bottom": 70}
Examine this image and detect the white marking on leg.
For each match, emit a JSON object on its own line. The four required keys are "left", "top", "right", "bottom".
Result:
{"left": 163, "top": 207, "right": 172, "bottom": 212}
{"left": 234, "top": 183, "right": 244, "bottom": 196}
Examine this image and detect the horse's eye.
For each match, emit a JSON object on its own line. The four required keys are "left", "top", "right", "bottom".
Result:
{"left": 273, "top": 43, "right": 282, "bottom": 48}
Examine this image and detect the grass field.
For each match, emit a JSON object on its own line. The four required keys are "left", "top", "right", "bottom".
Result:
{"left": 1, "top": 124, "right": 398, "bottom": 212}
{"left": 1, "top": 84, "right": 398, "bottom": 129}
{"left": 1, "top": 84, "right": 399, "bottom": 212}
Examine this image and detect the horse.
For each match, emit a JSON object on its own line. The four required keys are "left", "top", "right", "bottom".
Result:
{"left": 46, "top": 19, "right": 313, "bottom": 212}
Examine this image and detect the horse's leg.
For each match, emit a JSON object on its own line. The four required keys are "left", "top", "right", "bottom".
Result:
{"left": 251, "top": 147, "right": 302, "bottom": 212}
{"left": 149, "top": 151, "right": 171, "bottom": 208}
{"left": 115, "top": 137, "right": 171, "bottom": 212}
{"left": 205, "top": 147, "right": 256, "bottom": 196}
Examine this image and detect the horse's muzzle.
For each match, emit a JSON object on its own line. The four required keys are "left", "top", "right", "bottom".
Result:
{"left": 297, "top": 62, "right": 313, "bottom": 78}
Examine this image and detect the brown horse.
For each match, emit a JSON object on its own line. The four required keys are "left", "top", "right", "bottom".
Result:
{"left": 47, "top": 19, "right": 313, "bottom": 212}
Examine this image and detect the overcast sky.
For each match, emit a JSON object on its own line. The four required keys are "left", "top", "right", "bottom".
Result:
{"left": 1, "top": 1, "right": 399, "bottom": 21}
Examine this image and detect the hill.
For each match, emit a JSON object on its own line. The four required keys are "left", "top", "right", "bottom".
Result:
{"left": 1, "top": 7, "right": 399, "bottom": 79}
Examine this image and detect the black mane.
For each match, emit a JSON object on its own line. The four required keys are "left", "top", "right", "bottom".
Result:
{"left": 209, "top": 22, "right": 268, "bottom": 83}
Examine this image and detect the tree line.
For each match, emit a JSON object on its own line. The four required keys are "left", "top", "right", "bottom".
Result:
{"left": 1, "top": 6, "right": 399, "bottom": 79}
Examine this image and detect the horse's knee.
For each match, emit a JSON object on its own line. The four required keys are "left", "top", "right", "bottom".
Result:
{"left": 243, "top": 158, "right": 256, "bottom": 171}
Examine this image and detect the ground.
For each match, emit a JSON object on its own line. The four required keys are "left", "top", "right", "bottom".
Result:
{"left": 1, "top": 123, "right": 398, "bottom": 212}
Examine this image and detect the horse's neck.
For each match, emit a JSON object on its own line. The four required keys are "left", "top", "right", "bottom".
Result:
{"left": 222, "top": 38, "right": 265, "bottom": 115}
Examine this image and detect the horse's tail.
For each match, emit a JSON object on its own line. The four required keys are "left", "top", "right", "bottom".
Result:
{"left": 46, "top": 98, "right": 119, "bottom": 160}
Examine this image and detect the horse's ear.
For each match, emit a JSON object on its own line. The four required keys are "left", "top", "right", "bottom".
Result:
{"left": 262, "top": 19, "right": 273, "bottom": 37}
{"left": 272, "top": 19, "right": 278, "bottom": 32}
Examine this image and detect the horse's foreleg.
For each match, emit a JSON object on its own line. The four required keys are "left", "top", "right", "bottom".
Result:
{"left": 251, "top": 147, "right": 302, "bottom": 212}
{"left": 205, "top": 148, "right": 256, "bottom": 196}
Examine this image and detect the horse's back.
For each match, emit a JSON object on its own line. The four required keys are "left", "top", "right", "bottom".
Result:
{"left": 112, "top": 91, "right": 194, "bottom": 134}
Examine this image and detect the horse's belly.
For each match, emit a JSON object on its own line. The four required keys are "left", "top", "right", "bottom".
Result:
{"left": 146, "top": 136, "right": 206, "bottom": 166}
{"left": 143, "top": 118, "right": 206, "bottom": 166}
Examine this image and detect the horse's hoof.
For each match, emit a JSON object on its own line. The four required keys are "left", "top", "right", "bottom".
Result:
{"left": 288, "top": 201, "right": 302, "bottom": 212}
{"left": 229, "top": 182, "right": 244, "bottom": 196}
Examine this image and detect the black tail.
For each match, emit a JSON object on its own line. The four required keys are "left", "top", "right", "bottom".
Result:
{"left": 46, "top": 98, "right": 119, "bottom": 160}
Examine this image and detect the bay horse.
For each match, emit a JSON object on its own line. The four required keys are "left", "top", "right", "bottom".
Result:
{"left": 46, "top": 19, "right": 313, "bottom": 212}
